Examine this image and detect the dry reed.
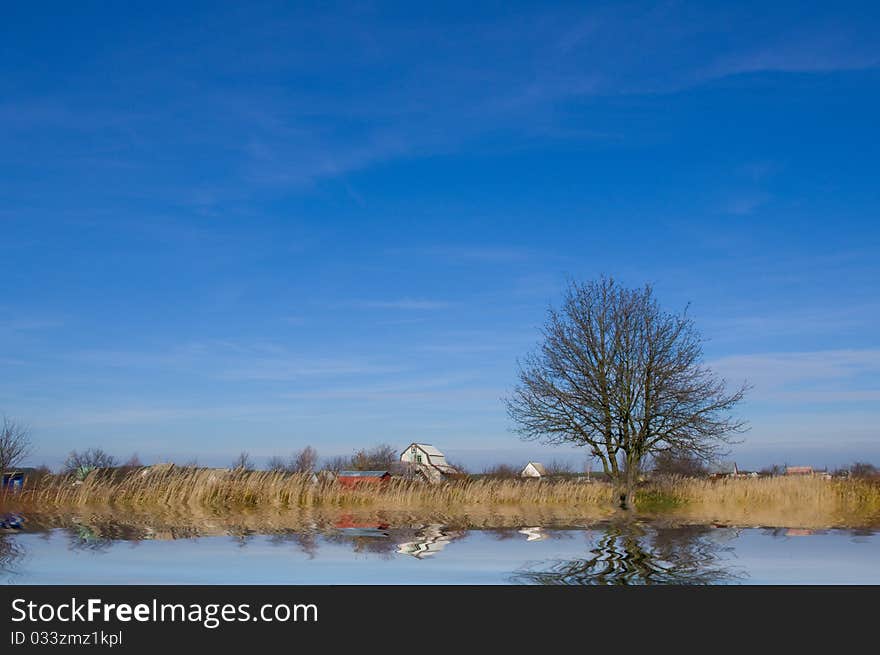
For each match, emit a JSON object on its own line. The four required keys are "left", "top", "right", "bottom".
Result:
{"left": 642, "top": 475, "right": 880, "bottom": 527}
{"left": 5, "top": 467, "right": 879, "bottom": 528}
{"left": 11, "top": 466, "right": 614, "bottom": 511}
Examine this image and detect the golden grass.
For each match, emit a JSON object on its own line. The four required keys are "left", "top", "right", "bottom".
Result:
{"left": 641, "top": 475, "right": 880, "bottom": 528}
{"left": 10, "top": 466, "right": 615, "bottom": 511}
{"left": 5, "top": 467, "right": 879, "bottom": 529}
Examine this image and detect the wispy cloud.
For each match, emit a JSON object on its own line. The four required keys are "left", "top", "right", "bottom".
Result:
{"left": 218, "top": 359, "right": 405, "bottom": 381}
{"left": 710, "top": 349, "right": 880, "bottom": 400}
{"left": 278, "top": 375, "right": 499, "bottom": 403}
{"left": 346, "top": 299, "right": 453, "bottom": 311}
{"left": 71, "top": 339, "right": 407, "bottom": 381}
{"left": 719, "top": 191, "right": 771, "bottom": 216}
{"left": 6, "top": 5, "right": 878, "bottom": 192}
{"left": 0, "top": 315, "right": 64, "bottom": 333}
{"left": 39, "top": 401, "right": 309, "bottom": 427}
{"left": 700, "top": 31, "right": 880, "bottom": 80}
{"left": 386, "top": 245, "right": 537, "bottom": 264}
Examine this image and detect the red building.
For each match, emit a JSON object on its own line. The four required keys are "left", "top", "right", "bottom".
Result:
{"left": 336, "top": 470, "right": 391, "bottom": 488}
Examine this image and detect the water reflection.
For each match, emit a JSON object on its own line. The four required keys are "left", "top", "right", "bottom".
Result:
{"left": 268, "top": 531, "right": 319, "bottom": 559}
{"left": 2, "top": 511, "right": 879, "bottom": 584}
{"left": 325, "top": 518, "right": 395, "bottom": 558}
{"left": 519, "top": 527, "right": 548, "bottom": 541}
{"left": 0, "top": 534, "right": 25, "bottom": 576}
{"left": 511, "top": 524, "right": 744, "bottom": 585}
{"left": 397, "top": 525, "right": 465, "bottom": 558}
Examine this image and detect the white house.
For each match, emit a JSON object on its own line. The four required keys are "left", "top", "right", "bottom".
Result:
{"left": 521, "top": 462, "right": 548, "bottom": 478}
{"left": 400, "top": 443, "right": 460, "bottom": 483}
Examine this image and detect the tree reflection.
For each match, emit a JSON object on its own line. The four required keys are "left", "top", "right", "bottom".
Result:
{"left": 65, "top": 518, "right": 147, "bottom": 552}
{"left": 0, "top": 533, "right": 25, "bottom": 577}
{"left": 324, "top": 527, "right": 397, "bottom": 558}
{"left": 268, "top": 531, "right": 320, "bottom": 559}
{"left": 511, "top": 523, "right": 743, "bottom": 585}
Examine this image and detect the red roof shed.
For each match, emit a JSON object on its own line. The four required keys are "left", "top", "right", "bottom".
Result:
{"left": 336, "top": 470, "right": 391, "bottom": 488}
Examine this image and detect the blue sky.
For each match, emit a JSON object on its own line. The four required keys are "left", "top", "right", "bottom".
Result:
{"left": 2, "top": 1, "right": 879, "bottom": 470}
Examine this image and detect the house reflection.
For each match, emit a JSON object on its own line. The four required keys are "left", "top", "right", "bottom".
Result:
{"left": 519, "top": 527, "right": 548, "bottom": 542}
{"left": 762, "top": 527, "right": 826, "bottom": 539}
{"left": 396, "top": 524, "right": 465, "bottom": 559}
{"left": 511, "top": 523, "right": 743, "bottom": 585}
{"left": 325, "top": 517, "right": 395, "bottom": 558}
{"left": 784, "top": 529, "right": 815, "bottom": 537}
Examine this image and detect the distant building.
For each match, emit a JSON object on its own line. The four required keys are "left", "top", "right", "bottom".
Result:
{"left": 785, "top": 466, "right": 814, "bottom": 476}
{"left": 1, "top": 467, "right": 44, "bottom": 490}
{"left": 708, "top": 462, "right": 739, "bottom": 479}
{"left": 336, "top": 470, "right": 391, "bottom": 488}
{"left": 707, "top": 463, "right": 759, "bottom": 479}
{"left": 521, "top": 462, "right": 548, "bottom": 479}
{"left": 399, "top": 443, "right": 461, "bottom": 483}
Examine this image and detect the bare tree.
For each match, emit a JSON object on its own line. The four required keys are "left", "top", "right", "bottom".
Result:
{"left": 481, "top": 463, "right": 519, "bottom": 479}
{"left": 266, "top": 447, "right": 319, "bottom": 473}
{"left": 122, "top": 453, "right": 142, "bottom": 469}
{"left": 231, "top": 451, "right": 253, "bottom": 471}
{"left": 0, "top": 415, "right": 31, "bottom": 474}
{"left": 266, "top": 455, "right": 287, "bottom": 472}
{"left": 545, "top": 459, "right": 574, "bottom": 476}
{"left": 290, "top": 446, "right": 318, "bottom": 474}
{"left": 322, "top": 455, "right": 351, "bottom": 472}
{"left": 759, "top": 463, "right": 784, "bottom": 477}
{"left": 445, "top": 459, "right": 469, "bottom": 476}
{"left": 506, "top": 277, "right": 748, "bottom": 509}
{"left": 651, "top": 449, "right": 708, "bottom": 478}
{"left": 351, "top": 443, "right": 397, "bottom": 471}
{"left": 845, "top": 462, "right": 878, "bottom": 479}
{"left": 62, "top": 448, "right": 118, "bottom": 476}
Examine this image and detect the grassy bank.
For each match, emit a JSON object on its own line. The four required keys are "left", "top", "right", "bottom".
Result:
{"left": 639, "top": 475, "right": 880, "bottom": 527}
{"left": 4, "top": 466, "right": 880, "bottom": 528}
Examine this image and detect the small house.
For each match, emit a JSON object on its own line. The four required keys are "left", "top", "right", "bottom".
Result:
{"left": 1, "top": 471, "right": 24, "bottom": 492}
{"left": 336, "top": 470, "right": 391, "bottom": 488}
{"left": 521, "top": 462, "right": 548, "bottom": 479}
{"left": 400, "top": 443, "right": 461, "bottom": 483}
{"left": 785, "top": 466, "right": 814, "bottom": 476}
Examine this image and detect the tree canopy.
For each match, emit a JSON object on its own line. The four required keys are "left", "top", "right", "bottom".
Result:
{"left": 506, "top": 277, "right": 748, "bottom": 508}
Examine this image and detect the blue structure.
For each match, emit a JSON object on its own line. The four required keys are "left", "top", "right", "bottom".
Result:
{"left": 1, "top": 472, "right": 24, "bottom": 492}
{"left": 0, "top": 513, "right": 24, "bottom": 529}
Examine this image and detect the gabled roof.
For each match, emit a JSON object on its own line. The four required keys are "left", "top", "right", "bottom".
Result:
{"left": 524, "top": 462, "right": 547, "bottom": 475}
{"left": 337, "top": 470, "right": 390, "bottom": 477}
{"left": 406, "top": 443, "right": 445, "bottom": 458}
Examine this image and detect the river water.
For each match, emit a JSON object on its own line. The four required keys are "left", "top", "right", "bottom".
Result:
{"left": 2, "top": 519, "right": 878, "bottom": 584}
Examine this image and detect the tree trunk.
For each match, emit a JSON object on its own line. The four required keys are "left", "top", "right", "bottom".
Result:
{"left": 617, "top": 460, "right": 638, "bottom": 510}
